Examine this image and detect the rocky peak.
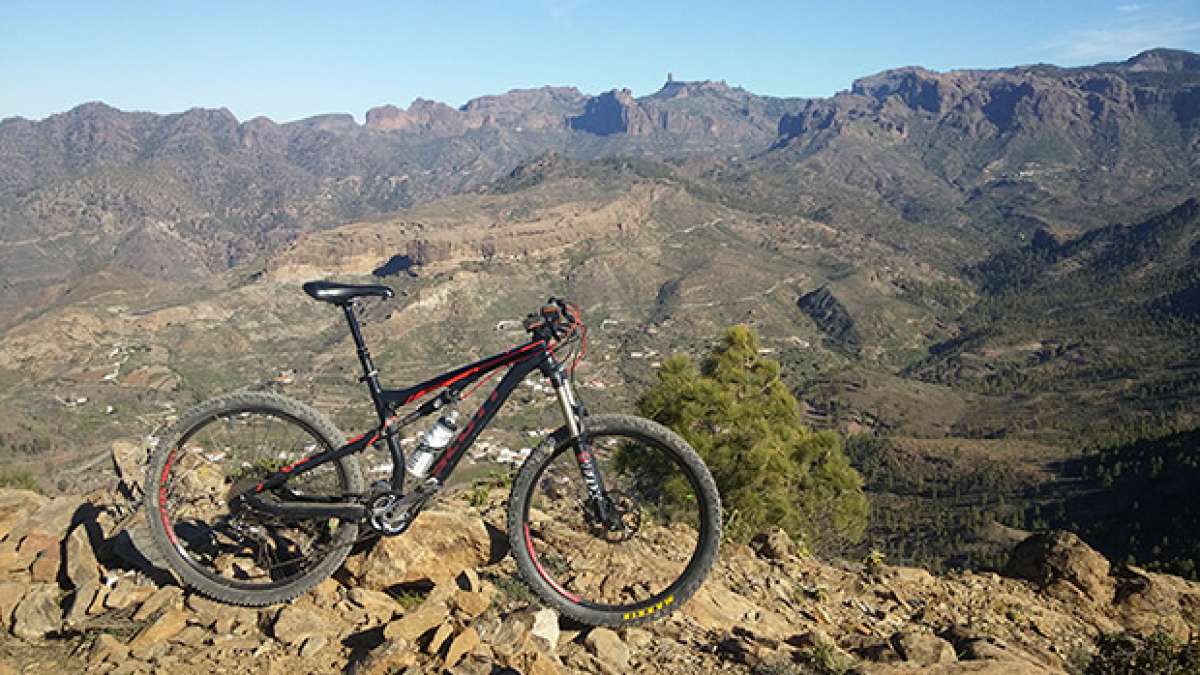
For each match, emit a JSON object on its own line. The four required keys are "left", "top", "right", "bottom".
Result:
{"left": 457, "top": 86, "right": 586, "bottom": 131}
{"left": 365, "top": 99, "right": 484, "bottom": 136}
{"left": 238, "top": 116, "right": 286, "bottom": 150}
{"left": 290, "top": 113, "right": 359, "bottom": 133}
{"left": 1120, "top": 48, "right": 1200, "bottom": 73}
{"left": 649, "top": 78, "right": 734, "bottom": 100}
{"left": 569, "top": 88, "right": 654, "bottom": 136}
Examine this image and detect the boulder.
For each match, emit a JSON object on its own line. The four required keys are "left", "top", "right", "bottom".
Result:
{"left": 103, "top": 576, "right": 155, "bottom": 610}
{"left": 110, "top": 440, "right": 147, "bottom": 499}
{"left": 751, "top": 527, "right": 794, "bottom": 560}
{"left": 425, "top": 621, "right": 456, "bottom": 654}
{"left": 0, "top": 581, "right": 27, "bottom": 629}
{"left": 28, "top": 547, "right": 60, "bottom": 582}
{"left": 63, "top": 525, "right": 100, "bottom": 589}
{"left": 343, "top": 508, "right": 493, "bottom": 589}
{"left": 1004, "top": 531, "right": 1113, "bottom": 604}
{"left": 4, "top": 495, "right": 83, "bottom": 545}
{"left": 453, "top": 584, "right": 494, "bottom": 620}
{"left": 585, "top": 627, "right": 631, "bottom": 671}
{"left": 530, "top": 608, "right": 560, "bottom": 652}
{"left": 89, "top": 632, "right": 129, "bottom": 666}
{"left": 128, "top": 607, "right": 188, "bottom": 653}
{"left": 383, "top": 600, "right": 451, "bottom": 642}
{"left": 11, "top": 583, "right": 61, "bottom": 639}
{"left": 132, "top": 585, "right": 183, "bottom": 622}
{"left": 347, "top": 587, "right": 400, "bottom": 623}
{"left": 65, "top": 580, "right": 100, "bottom": 628}
{"left": 0, "top": 490, "right": 48, "bottom": 541}
{"left": 891, "top": 630, "right": 956, "bottom": 665}
{"left": 1114, "top": 565, "right": 1200, "bottom": 639}
{"left": 350, "top": 638, "right": 418, "bottom": 675}
{"left": 272, "top": 600, "right": 334, "bottom": 646}
{"left": 444, "top": 626, "right": 480, "bottom": 669}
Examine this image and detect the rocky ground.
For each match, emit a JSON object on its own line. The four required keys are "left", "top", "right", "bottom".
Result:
{"left": 0, "top": 444, "right": 1198, "bottom": 674}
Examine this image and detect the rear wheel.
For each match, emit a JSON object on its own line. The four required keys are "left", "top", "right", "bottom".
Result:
{"left": 507, "top": 415, "right": 721, "bottom": 626}
{"left": 145, "top": 392, "right": 364, "bottom": 606}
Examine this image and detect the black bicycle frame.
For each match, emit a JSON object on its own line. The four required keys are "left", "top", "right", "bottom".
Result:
{"left": 241, "top": 301, "right": 609, "bottom": 523}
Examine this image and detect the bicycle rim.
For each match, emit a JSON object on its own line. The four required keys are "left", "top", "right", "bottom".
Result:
{"left": 521, "top": 429, "right": 708, "bottom": 614}
{"left": 156, "top": 407, "right": 355, "bottom": 591}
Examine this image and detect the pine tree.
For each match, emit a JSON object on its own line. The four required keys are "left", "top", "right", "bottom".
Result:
{"left": 636, "top": 324, "right": 869, "bottom": 550}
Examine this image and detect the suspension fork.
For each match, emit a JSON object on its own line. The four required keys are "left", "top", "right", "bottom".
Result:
{"left": 548, "top": 362, "right": 617, "bottom": 529}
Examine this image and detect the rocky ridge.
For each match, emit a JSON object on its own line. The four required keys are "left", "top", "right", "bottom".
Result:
{"left": 1, "top": 444, "right": 1199, "bottom": 674}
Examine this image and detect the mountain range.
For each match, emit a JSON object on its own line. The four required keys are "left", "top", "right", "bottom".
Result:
{"left": 1, "top": 47, "right": 1199, "bottom": 572}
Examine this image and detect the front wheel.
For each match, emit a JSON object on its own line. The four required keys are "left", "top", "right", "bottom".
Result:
{"left": 507, "top": 415, "right": 721, "bottom": 626}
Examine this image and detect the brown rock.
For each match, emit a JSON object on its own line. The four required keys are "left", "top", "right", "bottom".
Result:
{"left": 453, "top": 586, "right": 494, "bottom": 620}
{"left": 0, "top": 581, "right": 26, "bottom": 629}
{"left": 348, "top": 587, "right": 399, "bottom": 623}
{"left": 351, "top": 638, "right": 417, "bottom": 675}
{"left": 457, "top": 567, "right": 482, "bottom": 592}
{"left": 751, "top": 527, "right": 794, "bottom": 560}
{"left": 0, "top": 489, "right": 48, "bottom": 541}
{"left": 111, "top": 440, "right": 147, "bottom": 496}
{"left": 65, "top": 580, "right": 100, "bottom": 628}
{"left": 29, "top": 547, "right": 61, "bottom": 583}
{"left": 445, "top": 625, "right": 480, "bottom": 669}
{"left": 128, "top": 607, "right": 188, "bottom": 652}
{"left": 383, "top": 599, "right": 450, "bottom": 642}
{"left": 5, "top": 495, "right": 82, "bottom": 545}
{"left": 891, "top": 630, "right": 956, "bottom": 665}
{"left": 272, "top": 601, "right": 332, "bottom": 646}
{"left": 87, "top": 583, "right": 110, "bottom": 615}
{"left": 309, "top": 576, "right": 342, "bottom": 608}
{"left": 1114, "top": 565, "right": 1200, "bottom": 639}
{"left": 132, "top": 585, "right": 183, "bottom": 622}
{"left": 585, "top": 627, "right": 630, "bottom": 671}
{"left": 90, "top": 632, "right": 129, "bottom": 666}
{"left": 104, "top": 577, "right": 155, "bottom": 610}
{"left": 343, "top": 508, "right": 492, "bottom": 589}
{"left": 64, "top": 525, "right": 99, "bottom": 589}
{"left": 530, "top": 608, "right": 560, "bottom": 652}
{"left": 185, "top": 593, "right": 224, "bottom": 626}
{"left": 171, "top": 625, "right": 210, "bottom": 647}
{"left": 300, "top": 634, "right": 328, "bottom": 658}
{"left": 11, "top": 583, "right": 61, "bottom": 639}
{"left": 426, "top": 621, "right": 455, "bottom": 654}
{"left": 1005, "top": 531, "right": 1113, "bottom": 604}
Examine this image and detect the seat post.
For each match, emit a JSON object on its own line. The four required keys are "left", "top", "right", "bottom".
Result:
{"left": 342, "top": 302, "right": 388, "bottom": 422}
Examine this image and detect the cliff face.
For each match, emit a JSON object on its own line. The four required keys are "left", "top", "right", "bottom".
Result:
{"left": 3, "top": 443, "right": 1200, "bottom": 675}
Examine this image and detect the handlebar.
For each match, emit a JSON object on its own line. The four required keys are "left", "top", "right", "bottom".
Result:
{"left": 523, "top": 297, "right": 577, "bottom": 339}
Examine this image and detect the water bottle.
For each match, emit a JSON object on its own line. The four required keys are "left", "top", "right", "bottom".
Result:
{"left": 405, "top": 409, "right": 459, "bottom": 479}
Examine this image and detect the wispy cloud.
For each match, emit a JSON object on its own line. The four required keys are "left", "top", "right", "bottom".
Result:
{"left": 1041, "top": 15, "right": 1200, "bottom": 62}
{"left": 1117, "top": 3, "right": 1148, "bottom": 15}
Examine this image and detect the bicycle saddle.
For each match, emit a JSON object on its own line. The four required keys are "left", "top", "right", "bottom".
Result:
{"left": 302, "top": 280, "right": 394, "bottom": 305}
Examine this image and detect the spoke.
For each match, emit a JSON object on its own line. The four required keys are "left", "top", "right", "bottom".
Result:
{"left": 161, "top": 408, "right": 349, "bottom": 589}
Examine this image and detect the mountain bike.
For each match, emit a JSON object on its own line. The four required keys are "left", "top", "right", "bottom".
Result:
{"left": 145, "top": 281, "right": 722, "bottom": 626}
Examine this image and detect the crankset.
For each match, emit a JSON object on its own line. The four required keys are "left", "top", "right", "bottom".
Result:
{"left": 367, "top": 479, "right": 442, "bottom": 536}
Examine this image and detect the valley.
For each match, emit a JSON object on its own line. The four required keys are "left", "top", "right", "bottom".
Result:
{"left": 2, "top": 48, "right": 1199, "bottom": 578}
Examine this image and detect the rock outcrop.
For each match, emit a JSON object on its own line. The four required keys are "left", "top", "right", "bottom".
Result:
{"left": 2, "top": 443, "right": 1200, "bottom": 674}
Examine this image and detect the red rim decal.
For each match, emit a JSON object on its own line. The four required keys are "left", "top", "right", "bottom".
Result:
{"left": 158, "top": 448, "right": 179, "bottom": 546}
{"left": 524, "top": 523, "right": 582, "bottom": 603}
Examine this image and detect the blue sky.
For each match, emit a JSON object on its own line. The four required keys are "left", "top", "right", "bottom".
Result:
{"left": 3, "top": 1, "right": 1199, "bottom": 123}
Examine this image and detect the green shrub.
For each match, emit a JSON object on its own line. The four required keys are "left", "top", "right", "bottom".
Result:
{"left": 636, "top": 324, "right": 868, "bottom": 550}
{"left": 1082, "top": 630, "right": 1200, "bottom": 674}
